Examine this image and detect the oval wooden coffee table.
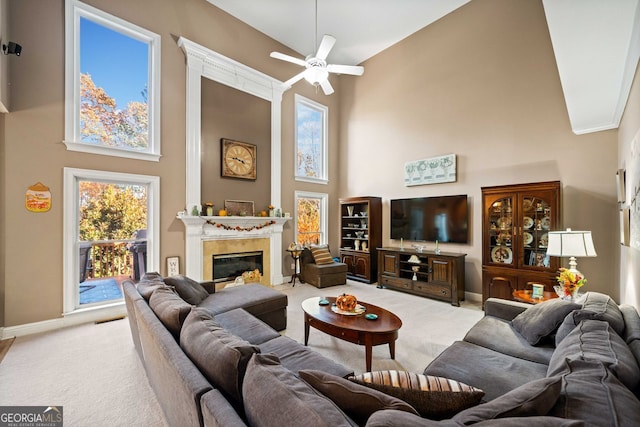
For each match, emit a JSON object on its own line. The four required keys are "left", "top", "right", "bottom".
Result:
{"left": 302, "top": 296, "right": 402, "bottom": 372}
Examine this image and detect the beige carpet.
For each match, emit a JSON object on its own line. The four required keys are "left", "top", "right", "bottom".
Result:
{"left": 274, "top": 280, "right": 484, "bottom": 375}
{"left": 0, "top": 279, "right": 483, "bottom": 426}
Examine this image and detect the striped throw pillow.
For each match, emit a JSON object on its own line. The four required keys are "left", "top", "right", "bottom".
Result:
{"left": 349, "top": 370, "right": 484, "bottom": 420}
{"left": 310, "top": 246, "right": 334, "bottom": 265}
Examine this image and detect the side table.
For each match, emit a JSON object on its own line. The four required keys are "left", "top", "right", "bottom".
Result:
{"left": 512, "top": 289, "right": 558, "bottom": 304}
{"left": 287, "top": 249, "right": 303, "bottom": 286}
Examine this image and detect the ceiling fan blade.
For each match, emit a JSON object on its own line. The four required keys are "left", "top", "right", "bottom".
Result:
{"left": 327, "top": 64, "right": 365, "bottom": 76}
{"left": 270, "top": 51, "right": 307, "bottom": 67}
{"left": 315, "top": 35, "right": 336, "bottom": 61}
{"left": 283, "top": 70, "right": 306, "bottom": 88}
{"left": 320, "top": 79, "right": 334, "bottom": 95}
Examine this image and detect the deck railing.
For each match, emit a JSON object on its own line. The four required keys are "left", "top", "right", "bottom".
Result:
{"left": 80, "top": 239, "right": 146, "bottom": 281}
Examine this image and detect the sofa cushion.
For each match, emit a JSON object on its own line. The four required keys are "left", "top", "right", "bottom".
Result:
{"left": 258, "top": 335, "right": 353, "bottom": 378}
{"left": 198, "top": 284, "right": 287, "bottom": 318}
{"left": 242, "top": 354, "right": 357, "bottom": 427}
{"left": 464, "top": 316, "right": 554, "bottom": 365}
{"left": 452, "top": 376, "right": 562, "bottom": 424}
{"left": 511, "top": 299, "right": 581, "bottom": 345}
{"left": 164, "top": 274, "right": 210, "bottom": 305}
{"left": 549, "top": 359, "right": 640, "bottom": 426}
{"left": 555, "top": 309, "right": 599, "bottom": 345}
{"left": 423, "top": 340, "right": 549, "bottom": 402}
{"left": 621, "top": 305, "right": 640, "bottom": 343}
{"left": 304, "top": 262, "right": 348, "bottom": 275}
{"left": 299, "top": 370, "right": 419, "bottom": 425}
{"left": 148, "top": 286, "right": 192, "bottom": 338}
{"left": 215, "top": 308, "right": 281, "bottom": 345}
{"left": 136, "top": 272, "right": 167, "bottom": 300}
{"left": 548, "top": 319, "right": 640, "bottom": 391}
{"left": 180, "top": 307, "right": 259, "bottom": 406}
{"left": 349, "top": 370, "right": 484, "bottom": 420}
{"left": 366, "top": 411, "right": 582, "bottom": 427}
{"left": 310, "top": 245, "right": 334, "bottom": 265}
{"left": 580, "top": 292, "right": 625, "bottom": 336}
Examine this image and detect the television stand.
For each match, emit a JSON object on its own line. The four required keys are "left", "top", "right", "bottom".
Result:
{"left": 377, "top": 247, "right": 466, "bottom": 306}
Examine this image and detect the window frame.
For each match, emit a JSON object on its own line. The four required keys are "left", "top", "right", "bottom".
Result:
{"left": 294, "top": 191, "right": 328, "bottom": 246}
{"left": 63, "top": 167, "right": 160, "bottom": 315}
{"left": 294, "top": 94, "right": 328, "bottom": 184}
{"left": 64, "top": 0, "right": 161, "bottom": 161}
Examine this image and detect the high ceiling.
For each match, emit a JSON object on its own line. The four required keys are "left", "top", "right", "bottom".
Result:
{"left": 207, "top": 0, "right": 640, "bottom": 135}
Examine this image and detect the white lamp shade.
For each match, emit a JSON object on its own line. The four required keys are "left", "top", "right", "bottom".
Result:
{"left": 303, "top": 67, "right": 329, "bottom": 85}
{"left": 546, "top": 229, "right": 597, "bottom": 257}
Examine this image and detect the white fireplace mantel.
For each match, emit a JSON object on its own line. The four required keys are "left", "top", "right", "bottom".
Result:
{"left": 179, "top": 216, "right": 290, "bottom": 283}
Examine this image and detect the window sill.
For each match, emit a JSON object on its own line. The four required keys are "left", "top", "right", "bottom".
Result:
{"left": 63, "top": 141, "right": 162, "bottom": 162}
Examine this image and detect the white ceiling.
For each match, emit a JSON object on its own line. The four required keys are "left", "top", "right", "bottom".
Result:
{"left": 208, "top": 0, "right": 640, "bottom": 135}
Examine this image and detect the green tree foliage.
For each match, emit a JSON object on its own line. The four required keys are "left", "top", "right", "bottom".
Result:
{"left": 79, "top": 181, "right": 147, "bottom": 241}
{"left": 80, "top": 73, "right": 148, "bottom": 149}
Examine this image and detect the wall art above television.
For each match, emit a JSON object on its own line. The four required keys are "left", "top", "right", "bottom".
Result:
{"left": 404, "top": 153, "right": 456, "bottom": 186}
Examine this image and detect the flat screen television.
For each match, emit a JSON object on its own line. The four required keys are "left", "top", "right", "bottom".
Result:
{"left": 390, "top": 195, "right": 469, "bottom": 243}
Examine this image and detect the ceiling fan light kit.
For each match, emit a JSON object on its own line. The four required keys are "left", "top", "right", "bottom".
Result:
{"left": 269, "top": 1, "right": 363, "bottom": 95}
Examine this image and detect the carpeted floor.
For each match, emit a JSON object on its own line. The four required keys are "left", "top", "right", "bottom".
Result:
{"left": 0, "top": 279, "right": 483, "bottom": 426}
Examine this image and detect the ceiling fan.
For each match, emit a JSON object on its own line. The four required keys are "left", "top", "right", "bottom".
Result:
{"left": 270, "top": 1, "right": 364, "bottom": 95}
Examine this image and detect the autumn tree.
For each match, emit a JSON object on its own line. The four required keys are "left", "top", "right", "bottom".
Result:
{"left": 297, "top": 198, "right": 321, "bottom": 246}
{"left": 80, "top": 73, "right": 148, "bottom": 149}
{"left": 79, "top": 182, "right": 147, "bottom": 241}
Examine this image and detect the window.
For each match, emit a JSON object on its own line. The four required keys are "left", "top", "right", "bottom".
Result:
{"left": 295, "top": 95, "right": 328, "bottom": 183}
{"left": 63, "top": 168, "right": 159, "bottom": 314}
{"left": 295, "top": 191, "right": 328, "bottom": 246}
{"left": 64, "top": 0, "right": 161, "bottom": 161}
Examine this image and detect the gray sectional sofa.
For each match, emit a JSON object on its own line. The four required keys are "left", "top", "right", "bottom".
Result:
{"left": 125, "top": 272, "right": 640, "bottom": 426}
{"left": 123, "top": 273, "right": 353, "bottom": 426}
{"left": 367, "top": 294, "right": 640, "bottom": 426}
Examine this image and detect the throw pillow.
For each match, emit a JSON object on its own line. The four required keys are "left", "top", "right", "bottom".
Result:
{"left": 299, "top": 370, "right": 419, "bottom": 425}
{"left": 310, "top": 245, "right": 334, "bottom": 265}
{"left": 148, "top": 286, "right": 192, "bottom": 337}
{"left": 555, "top": 309, "right": 599, "bottom": 345}
{"left": 511, "top": 299, "right": 581, "bottom": 345}
{"left": 164, "top": 274, "right": 210, "bottom": 305}
{"left": 548, "top": 319, "right": 640, "bottom": 391}
{"left": 452, "top": 376, "right": 562, "bottom": 424}
{"left": 243, "top": 354, "right": 356, "bottom": 427}
{"left": 348, "top": 370, "right": 484, "bottom": 420}
{"left": 180, "top": 307, "right": 259, "bottom": 407}
{"left": 580, "top": 292, "right": 625, "bottom": 336}
{"left": 136, "top": 272, "right": 166, "bottom": 300}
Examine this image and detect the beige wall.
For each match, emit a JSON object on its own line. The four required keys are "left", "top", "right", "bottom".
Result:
{"left": 618, "top": 64, "right": 640, "bottom": 308}
{"left": 338, "top": 0, "right": 619, "bottom": 297}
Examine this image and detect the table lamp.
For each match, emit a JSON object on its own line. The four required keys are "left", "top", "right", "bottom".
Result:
{"left": 546, "top": 228, "right": 597, "bottom": 277}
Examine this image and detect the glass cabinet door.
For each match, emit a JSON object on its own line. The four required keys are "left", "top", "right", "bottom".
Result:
{"left": 520, "top": 194, "right": 553, "bottom": 269}
{"left": 488, "top": 196, "right": 514, "bottom": 266}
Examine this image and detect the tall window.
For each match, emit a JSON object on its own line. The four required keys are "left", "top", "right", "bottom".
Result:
{"left": 295, "top": 191, "right": 328, "bottom": 246}
{"left": 295, "top": 95, "right": 328, "bottom": 183}
{"left": 64, "top": 0, "right": 161, "bottom": 161}
{"left": 63, "top": 168, "right": 159, "bottom": 314}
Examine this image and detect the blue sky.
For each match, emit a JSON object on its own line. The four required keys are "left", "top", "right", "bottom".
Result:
{"left": 80, "top": 17, "right": 148, "bottom": 107}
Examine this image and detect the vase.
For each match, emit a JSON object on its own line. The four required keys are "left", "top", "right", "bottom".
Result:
{"left": 554, "top": 285, "right": 579, "bottom": 301}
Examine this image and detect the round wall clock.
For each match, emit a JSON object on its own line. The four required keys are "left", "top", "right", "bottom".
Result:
{"left": 221, "top": 138, "right": 257, "bottom": 180}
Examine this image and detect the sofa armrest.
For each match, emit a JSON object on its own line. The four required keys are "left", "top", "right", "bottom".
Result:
{"left": 200, "top": 280, "right": 216, "bottom": 294}
{"left": 484, "top": 298, "right": 531, "bottom": 321}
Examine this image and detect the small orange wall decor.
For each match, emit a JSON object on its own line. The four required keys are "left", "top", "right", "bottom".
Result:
{"left": 25, "top": 182, "right": 51, "bottom": 212}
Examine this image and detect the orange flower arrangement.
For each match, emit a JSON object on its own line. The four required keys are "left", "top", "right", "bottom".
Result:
{"left": 555, "top": 268, "right": 586, "bottom": 298}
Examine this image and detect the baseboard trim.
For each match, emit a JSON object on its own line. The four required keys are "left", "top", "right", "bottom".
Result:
{"left": 2, "top": 303, "right": 127, "bottom": 339}
{"left": 465, "top": 291, "right": 482, "bottom": 303}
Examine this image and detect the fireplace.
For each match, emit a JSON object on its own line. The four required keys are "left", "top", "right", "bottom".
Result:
{"left": 213, "top": 251, "right": 263, "bottom": 283}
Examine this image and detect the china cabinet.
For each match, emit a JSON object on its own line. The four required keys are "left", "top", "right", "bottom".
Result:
{"left": 481, "top": 181, "right": 561, "bottom": 305}
{"left": 339, "top": 197, "right": 382, "bottom": 283}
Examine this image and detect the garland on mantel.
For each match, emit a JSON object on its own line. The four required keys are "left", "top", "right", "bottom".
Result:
{"left": 205, "top": 219, "right": 276, "bottom": 231}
